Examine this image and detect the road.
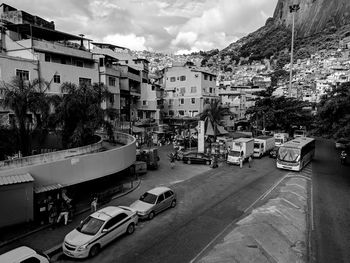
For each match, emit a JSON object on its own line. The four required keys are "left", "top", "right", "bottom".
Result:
{"left": 312, "top": 139, "right": 350, "bottom": 263}
{"left": 56, "top": 156, "right": 287, "bottom": 263}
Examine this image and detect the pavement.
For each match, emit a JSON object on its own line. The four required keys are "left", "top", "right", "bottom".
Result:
{"left": 0, "top": 144, "right": 312, "bottom": 263}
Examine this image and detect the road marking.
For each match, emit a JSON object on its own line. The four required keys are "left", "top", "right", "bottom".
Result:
{"left": 189, "top": 173, "right": 290, "bottom": 263}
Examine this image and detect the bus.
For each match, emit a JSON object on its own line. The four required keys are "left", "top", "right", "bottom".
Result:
{"left": 276, "top": 137, "right": 315, "bottom": 171}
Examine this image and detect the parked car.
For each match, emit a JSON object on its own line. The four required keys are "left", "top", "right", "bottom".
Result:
{"left": 0, "top": 246, "right": 50, "bottom": 263}
{"left": 182, "top": 152, "right": 211, "bottom": 165}
{"left": 130, "top": 186, "right": 176, "bottom": 220}
{"left": 269, "top": 146, "right": 279, "bottom": 158}
{"left": 63, "top": 206, "right": 138, "bottom": 259}
{"left": 335, "top": 139, "right": 350, "bottom": 150}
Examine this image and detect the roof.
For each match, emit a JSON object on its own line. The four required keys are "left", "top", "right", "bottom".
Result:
{"left": 5, "top": 23, "right": 91, "bottom": 41}
{"left": 0, "top": 246, "right": 37, "bottom": 261}
{"left": 91, "top": 206, "right": 125, "bottom": 221}
{"left": 282, "top": 137, "right": 315, "bottom": 149}
{"left": 34, "top": 183, "right": 63, "bottom": 194}
{"left": 234, "top": 137, "right": 254, "bottom": 143}
{"left": 0, "top": 173, "right": 34, "bottom": 186}
{"left": 92, "top": 42, "right": 129, "bottom": 50}
{"left": 147, "top": 186, "right": 171, "bottom": 195}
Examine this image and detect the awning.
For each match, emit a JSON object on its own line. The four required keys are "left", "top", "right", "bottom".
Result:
{"left": 132, "top": 126, "right": 144, "bottom": 133}
{"left": 206, "top": 121, "right": 215, "bottom": 136}
{"left": 34, "top": 183, "right": 63, "bottom": 194}
{"left": 0, "top": 173, "right": 34, "bottom": 186}
{"left": 217, "top": 125, "right": 228, "bottom": 135}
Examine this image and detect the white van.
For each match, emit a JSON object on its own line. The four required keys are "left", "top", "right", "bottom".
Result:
{"left": 0, "top": 246, "right": 50, "bottom": 263}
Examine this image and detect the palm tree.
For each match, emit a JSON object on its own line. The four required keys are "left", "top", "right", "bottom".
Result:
{"left": 198, "top": 100, "right": 233, "bottom": 141}
{"left": 51, "top": 82, "right": 116, "bottom": 148}
{"left": 1, "top": 77, "right": 51, "bottom": 156}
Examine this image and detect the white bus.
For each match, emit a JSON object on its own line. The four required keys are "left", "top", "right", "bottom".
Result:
{"left": 276, "top": 137, "right": 315, "bottom": 171}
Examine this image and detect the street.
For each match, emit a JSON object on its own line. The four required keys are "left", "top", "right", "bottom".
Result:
{"left": 55, "top": 154, "right": 287, "bottom": 263}
{"left": 312, "top": 139, "right": 350, "bottom": 263}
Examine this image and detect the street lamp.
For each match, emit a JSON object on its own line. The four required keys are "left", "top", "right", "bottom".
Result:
{"left": 289, "top": 4, "right": 300, "bottom": 98}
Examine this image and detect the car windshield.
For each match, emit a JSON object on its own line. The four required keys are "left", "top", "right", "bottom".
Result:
{"left": 278, "top": 147, "right": 300, "bottom": 162}
{"left": 295, "top": 131, "right": 305, "bottom": 136}
{"left": 275, "top": 139, "right": 283, "bottom": 144}
{"left": 140, "top": 192, "right": 158, "bottom": 204}
{"left": 229, "top": 151, "right": 240, "bottom": 157}
{"left": 254, "top": 143, "right": 260, "bottom": 148}
{"left": 77, "top": 216, "right": 104, "bottom": 235}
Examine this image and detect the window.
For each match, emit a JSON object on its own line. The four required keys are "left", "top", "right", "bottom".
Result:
{"left": 157, "top": 194, "right": 165, "bottom": 204}
{"left": 169, "top": 110, "right": 174, "bottom": 116}
{"left": 53, "top": 74, "right": 60, "bottom": 83}
{"left": 142, "top": 100, "right": 147, "bottom": 106}
{"left": 151, "top": 85, "right": 155, "bottom": 91}
{"left": 20, "top": 257, "right": 40, "bottom": 263}
{"left": 191, "top": 98, "right": 196, "bottom": 104}
{"left": 45, "top": 54, "right": 51, "bottom": 62}
{"left": 109, "top": 77, "right": 116, "bottom": 86}
{"left": 178, "top": 110, "right": 185, "bottom": 116}
{"left": 164, "top": 191, "right": 174, "bottom": 199}
{"left": 180, "top": 75, "right": 186, "bottom": 81}
{"left": 79, "top": 78, "right": 91, "bottom": 86}
{"left": 76, "top": 60, "right": 83, "bottom": 67}
{"left": 191, "top": 86, "right": 197, "bottom": 93}
{"left": 99, "top": 58, "right": 104, "bottom": 67}
{"left": 16, "top": 69, "right": 29, "bottom": 81}
{"left": 170, "top": 77, "right": 176, "bottom": 82}
{"left": 204, "top": 74, "right": 208, "bottom": 80}
{"left": 210, "top": 76, "right": 213, "bottom": 81}
{"left": 168, "top": 99, "right": 173, "bottom": 105}
{"left": 180, "top": 87, "right": 186, "bottom": 94}
{"left": 179, "top": 98, "right": 184, "bottom": 105}
{"left": 209, "top": 87, "right": 213, "bottom": 93}
{"left": 202, "top": 88, "right": 206, "bottom": 93}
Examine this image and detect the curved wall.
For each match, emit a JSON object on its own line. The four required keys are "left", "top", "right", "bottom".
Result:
{"left": 0, "top": 132, "right": 136, "bottom": 188}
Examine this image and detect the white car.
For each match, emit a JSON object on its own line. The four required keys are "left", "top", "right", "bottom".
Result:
{"left": 0, "top": 246, "right": 50, "bottom": 263}
{"left": 63, "top": 206, "right": 138, "bottom": 258}
{"left": 130, "top": 186, "right": 176, "bottom": 220}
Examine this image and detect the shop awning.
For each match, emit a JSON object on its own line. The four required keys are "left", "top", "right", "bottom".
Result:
{"left": 0, "top": 173, "right": 34, "bottom": 186}
{"left": 34, "top": 183, "right": 63, "bottom": 194}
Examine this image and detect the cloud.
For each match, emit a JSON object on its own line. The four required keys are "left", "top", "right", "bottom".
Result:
{"left": 6, "top": 0, "right": 278, "bottom": 53}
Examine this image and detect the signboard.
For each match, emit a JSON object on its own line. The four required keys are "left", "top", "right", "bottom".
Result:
{"left": 198, "top": 121, "right": 205, "bottom": 153}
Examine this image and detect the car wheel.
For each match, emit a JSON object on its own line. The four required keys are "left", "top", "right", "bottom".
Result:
{"left": 171, "top": 199, "right": 177, "bottom": 208}
{"left": 187, "top": 159, "right": 191, "bottom": 164}
{"left": 89, "top": 245, "right": 100, "bottom": 257}
{"left": 126, "top": 223, "right": 135, "bottom": 235}
{"left": 148, "top": 211, "right": 155, "bottom": 220}
{"left": 206, "top": 160, "right": 210, "bottom": 165}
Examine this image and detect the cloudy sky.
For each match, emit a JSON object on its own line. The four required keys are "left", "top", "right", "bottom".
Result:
{"left": 6, "top": 0, "right": 278, "bottom": 54}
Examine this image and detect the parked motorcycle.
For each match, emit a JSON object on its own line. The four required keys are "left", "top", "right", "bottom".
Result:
{"left": 340, "top": 151, "right": 347, "bottom": 165}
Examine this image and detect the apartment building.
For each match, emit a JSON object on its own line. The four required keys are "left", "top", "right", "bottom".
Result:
{"left": 164, "top": 64, "right": 218, "bottom": 118}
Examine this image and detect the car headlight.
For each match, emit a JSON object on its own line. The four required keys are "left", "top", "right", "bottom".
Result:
{"left": 138, "top": 210, "right": 148, "bottom": 216}
{"left": 77, "top": 244, "right": 88, "bottom": 251}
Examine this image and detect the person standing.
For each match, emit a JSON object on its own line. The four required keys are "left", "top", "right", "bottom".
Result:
{"left": 57, "top": 201, "right": 69, "bottom": 225}
{"left": 248, "top": 156, "right": 252, "bottom": 168}
{"left": 91, "top": 197, "right": 98, "bottom": 212}
{"left": 239, "top": 157, "right": 243, "bottom": 168}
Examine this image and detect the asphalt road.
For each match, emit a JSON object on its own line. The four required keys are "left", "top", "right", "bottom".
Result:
{"left": 312, "top": 139, "right": 350, "bottom": 263}
{"left": 56, "top": 156, "right": 286, "bottom": 263}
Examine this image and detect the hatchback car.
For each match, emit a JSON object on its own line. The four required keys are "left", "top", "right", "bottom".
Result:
{"left": 0, "top": 246, "right": 50, "bottom": 263}
{"left": 182, "top": 152, "right": 211, "bottom": 165}
{"left": 63, "top": 206, "right": 138, "bottom": 258}
{"left": 130, "top": 186, "right": 176, "bottom": 220}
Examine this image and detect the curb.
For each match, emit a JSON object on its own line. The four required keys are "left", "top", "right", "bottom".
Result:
{"left": 0, "top": 178, "right": 141, "bottom": 253}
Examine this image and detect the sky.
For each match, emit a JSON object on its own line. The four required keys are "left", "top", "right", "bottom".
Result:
{"left": 6, "top": 0, "right": 278, "bottom": 54}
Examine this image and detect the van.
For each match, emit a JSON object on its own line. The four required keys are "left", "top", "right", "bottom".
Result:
{"left": 0, "top": 246, "right": 50, "bottom": 263}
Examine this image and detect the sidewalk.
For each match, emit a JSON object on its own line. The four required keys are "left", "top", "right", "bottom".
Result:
{"left": 0, "top": 144, "right": 212, "bottom": 258}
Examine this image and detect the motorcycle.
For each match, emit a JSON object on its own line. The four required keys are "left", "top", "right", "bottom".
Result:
{"left": 340, "top": 154, "right": 347, "bottom": 164}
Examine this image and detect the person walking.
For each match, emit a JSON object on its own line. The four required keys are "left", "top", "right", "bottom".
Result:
{"left": 248, "top": 156, "right": 252, "bottom": 168}
{"left": 239, "top": 157, "right": 243, "bottom": 168}
{"left": 57, "top": 201, "right": 69, "bottom": 225}
{"left": 91, "top": 196, "right": 98, "bottom": 212}
{"left": 169, "top": 152, "right": 176, "bottom": 169}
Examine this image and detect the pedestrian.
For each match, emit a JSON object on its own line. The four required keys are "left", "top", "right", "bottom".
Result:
{"left": 91, "top": 196, "right": 98, "bottom": 212}
{"left": 169, "top": 153, "right": 175, "bottom": 169}
{"left": 239, "top": 157, "right": 243, "bottom": 168}
{"left": 248, "top": 156, "right": 252, "bottom": 168}
{"left": 47, "top": 196, "right": 57, "bottom": 225}
{"left": 57, "top": 201, "right": 69, "bottom": 225}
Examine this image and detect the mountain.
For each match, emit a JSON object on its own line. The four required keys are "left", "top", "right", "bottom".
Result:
{"left": 217, "top": 0, "right": 350, "bottom": 65}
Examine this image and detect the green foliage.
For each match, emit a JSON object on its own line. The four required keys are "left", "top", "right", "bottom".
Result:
{"left": 50, "top": 82, "right": 115, "bottom": 148}
{"left": 246, "top": 96, "right": 313, "bottom": 134}
{"left": 313, "top": 82, "right": 350, "bottom": 139}
{"left": 270, "top": 69, "right": 289, "bottom": 87}
{"left": 0, "top": 77, "right": 51, "bottom": 156}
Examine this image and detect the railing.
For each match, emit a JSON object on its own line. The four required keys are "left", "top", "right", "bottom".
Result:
{"left": 0, "top": 137, "right": 103, "bottom": 170}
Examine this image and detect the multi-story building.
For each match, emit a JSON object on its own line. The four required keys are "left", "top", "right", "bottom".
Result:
{"left": 164, "top": 64, "right": 218, "bottom": 118}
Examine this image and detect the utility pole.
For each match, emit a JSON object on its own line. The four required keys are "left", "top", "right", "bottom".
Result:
{"left": 289, "top": 4, "right": 300, "bottom": 98}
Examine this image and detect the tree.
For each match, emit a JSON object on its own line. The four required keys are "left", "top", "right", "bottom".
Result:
{"left": 270, "top": 69, "right": 289, "bottom": 87}
{"left": 0, "top": 77, "right": 51, "bottom": 156}
{"left": 313, "top": 82, "right": 350, "bottom": 139}
{"left": 198, "top": 100, "right": 233, "bottom": 141}
{"left": 246, "top": 96, "right": 313, "bottom": 135}
{"left": 51, "top": 82, "right": 116, "bottom": 148}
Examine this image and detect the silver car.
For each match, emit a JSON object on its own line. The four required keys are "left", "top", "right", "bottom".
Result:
{"left": 130, "top": 186, "right": 177, "bottom": 220}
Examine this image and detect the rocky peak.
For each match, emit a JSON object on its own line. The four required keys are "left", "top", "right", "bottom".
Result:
{"left": 273, "top": 0, "right": 350, "bottom": 37}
